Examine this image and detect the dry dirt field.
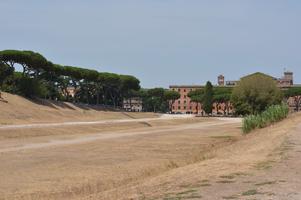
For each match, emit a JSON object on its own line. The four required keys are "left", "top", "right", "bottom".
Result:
{"left": 0, "top": 93, "right": 301, "bottom": 200}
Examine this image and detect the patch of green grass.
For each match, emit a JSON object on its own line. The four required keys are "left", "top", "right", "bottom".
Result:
{"left": 163, "top": 197, "right": 182, "bottom": 200}
{"left": 220, "top": 175, "right": 235, "bottom": 179}
{"left": 222, "top": 195, "right": 238, "bottom": 199}
{"left": 242, "top": 189, "right": 258, "bottom": 196}
{"left": 198, "top": 183, "right": 211, "bottom": 187}
{"left": 230, "top": 172, "right": 249, "bottom": 177}
{"left": 255, "top": 181, "right": 277, "bottom": 186}
{"left": 177, "top": 189, "right": 197, "bottom": 195}
{"left": 185, "top": 194, "right": 203, "bottom": 199}
{"left": 255, "top": 160, "right": 274, "bottom": 170}
{"left": 210, "top": 136, "right": 235, "bottom": 140}
{"left": 216, "top": 180, "right": 235, "bottom": 184}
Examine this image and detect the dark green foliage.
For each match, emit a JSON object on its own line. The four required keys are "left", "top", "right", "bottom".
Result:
{"left": 138, "top": 88, "right": 169, "bottom": 113}
{"left": 213, "top": 87, "right": 232, "bottom": 115}
{"left": 0, "top": 62, "right": 14, "bottom": 86}
{"left": 202, "top": 81, "right": 214, "bottom": 114}
{"left": 0, "top": 49, "right": 141, "bottom": 107}
{"left": 231, "top": 73, "right": 282, "bottom": 115}
{"left": 164, "top": 90, "right": 180, "bottom": 112}
{"left": 188, "top": 89, "right": 204, "bottom": 114}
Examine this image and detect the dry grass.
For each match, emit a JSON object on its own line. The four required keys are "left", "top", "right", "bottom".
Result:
{"left": 1, "top": 92, "right": 300, "bottom": 200}
{"left": 0, "top": 92, "right": 158, "bottom": 125}
{"left": 0, "top": 116, "right": 240, "bottom": 200}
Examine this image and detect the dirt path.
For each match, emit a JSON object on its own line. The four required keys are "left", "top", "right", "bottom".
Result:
{"left": 196, "top": 123, "right": 301, "bottom": 200}
{"left": 0, "top": 116, "right": 191, "bottom": 130}
{"left": 0, "top": 119, "right": 238, "bottom": 153}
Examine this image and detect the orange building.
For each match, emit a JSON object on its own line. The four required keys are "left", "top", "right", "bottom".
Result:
{"left": 169, "top": 85, "right": 233, "bottom": 115}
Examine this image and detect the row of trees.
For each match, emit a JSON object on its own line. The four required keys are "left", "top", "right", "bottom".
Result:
{"left": 188, "top": 82, "right": 233, "bottom": 115}
{"left": 136, "top": 88, "right": 180, "bottom": 113}
{"left": 0, "top": 50, "right": 140, "bottom": 107}
{"left": 188, "top": 73, "right": 301, "bottom": 116}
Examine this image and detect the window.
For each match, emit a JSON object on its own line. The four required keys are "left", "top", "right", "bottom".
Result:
{"left": 178, "top": 106, "right": 181, "bottom": 110}
{"left": 184, "top": 95, "right": 187, "bottom": 98}
{"left": 184, "top": 106, "right": 186, "bottom": 110}
{"left": 178, "top": 88, "right": 181, "bottom": 92}
{"left": 178, "top": 100, "right": 181, "bottom": 104}
{"left": 190, "top": 106, "right": 192, "bottom": 110}
{"left": 172, "top": 106, "right": 175, "bottom": 110}
{"left": 184, "top": 100, "right": 186, "bottom": 104}
{"left": 184, "top": 89, "right": 186, "bottom": 92}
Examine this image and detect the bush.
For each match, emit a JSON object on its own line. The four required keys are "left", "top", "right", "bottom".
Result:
{"left": 242, "top": 103, "right": 289, "bottom": 134}
{"left": 231, "top": 73, "right": 282, "bottom": 115}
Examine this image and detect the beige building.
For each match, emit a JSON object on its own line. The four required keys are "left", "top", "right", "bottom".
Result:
{"left": 123, "top": 97, "right": 143, "bottom": 112}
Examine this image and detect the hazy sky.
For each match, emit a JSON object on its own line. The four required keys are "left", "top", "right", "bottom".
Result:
{"left": 1, "top": 0, "right": 300, "bottom": 88}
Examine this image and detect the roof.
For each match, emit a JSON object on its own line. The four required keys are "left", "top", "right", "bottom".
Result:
{"left": 241, "top": 72, "right": 277, "bottom": 80}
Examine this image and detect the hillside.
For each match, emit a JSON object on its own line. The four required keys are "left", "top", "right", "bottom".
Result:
{"left": 0, "top": 92, "right": 158, "bottom": 125}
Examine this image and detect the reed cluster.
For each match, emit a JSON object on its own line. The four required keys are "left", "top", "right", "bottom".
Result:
{"left": 242, "top": 104, "right": 289, "bottom": 134}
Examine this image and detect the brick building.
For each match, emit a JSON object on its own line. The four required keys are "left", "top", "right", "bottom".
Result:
{"left": 169, "top": 71, "right": 296, "bottom": 114}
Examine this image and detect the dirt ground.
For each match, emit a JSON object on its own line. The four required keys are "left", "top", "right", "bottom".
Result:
{"left": 0, "top": 116, "right": 241, "bottom": 200}
{"left": 1, "top": 93, "right": 301, "bottom": 200}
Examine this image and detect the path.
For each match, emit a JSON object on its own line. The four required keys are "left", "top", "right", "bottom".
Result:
{"left": 0, "top": 119, "right": 239, "bottom": 153}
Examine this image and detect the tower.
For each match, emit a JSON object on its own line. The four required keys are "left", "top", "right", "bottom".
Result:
{"left": 284, "top": 71, "right": 293, "bottom": 85}
{"left": 218, "top": 75, "right": 225, "bottom": 86}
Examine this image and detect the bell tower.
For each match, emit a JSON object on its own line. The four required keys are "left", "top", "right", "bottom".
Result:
{"left": 218, "top": 75, "right": 225, "bottom": 86}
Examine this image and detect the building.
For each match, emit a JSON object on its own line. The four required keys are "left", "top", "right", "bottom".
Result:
{"left": 277, "top": 71, "right": 294, "bottom": 87}
{"left": 66, "top": 87, "right": 77, "bottom": 97}
{"left": 169, "top": 85, "right": 233, "bottom": 114}
{"left": 123, "top": 97, "right": 143, "bottom": 112}
{"left": 170, "top": 85, "right": 203, "bottom": 114}
{"left": 169, "top": 71, "right": 296, "bottom": 114}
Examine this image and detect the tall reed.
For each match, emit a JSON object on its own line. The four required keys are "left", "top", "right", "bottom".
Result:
{"left": 242, "top": 104, "right": 289, "bottom": 134}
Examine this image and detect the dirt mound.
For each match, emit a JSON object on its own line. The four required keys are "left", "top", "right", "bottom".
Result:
{"left": 0, "top": 92, "right": 158, "bottom": 125}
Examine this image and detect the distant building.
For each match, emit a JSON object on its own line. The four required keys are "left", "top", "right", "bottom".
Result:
{"left": 169, "top": 71, "right": 297, "bottom": 114}
{"left": 66, "top": 87, "right": 77, "bottom": 97}
{"left": 123, "top": 97, "right": 143, "bottom": 112}
{"left": 226, "top": 80, "right": 238, "bottom": 86}
{"left": 169, "top": 85, "right": 203, "bottom": 114}
{"left": 277, "top": 71, "right": 294, "bottom": 87}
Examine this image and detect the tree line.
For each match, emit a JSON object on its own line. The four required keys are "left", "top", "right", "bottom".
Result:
{"left": 0, "top": 50, "right": 140, "bottom": 107}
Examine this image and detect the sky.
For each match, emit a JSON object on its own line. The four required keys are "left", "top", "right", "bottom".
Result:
{"left": 1, "top": 0, "right": 301, "bottom": 88}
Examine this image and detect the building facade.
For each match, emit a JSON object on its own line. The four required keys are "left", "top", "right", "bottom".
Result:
{"left": 170, "top": 86, "right": 203, "bottom": 114}
{"left": 170, "top": 71, "right": 296, "bottom": 114}
{"left": 123, "top": 97, "right": 143, "bottom": 112}
{"left": 169, "top": 85, "right": 233, "bottom": 114}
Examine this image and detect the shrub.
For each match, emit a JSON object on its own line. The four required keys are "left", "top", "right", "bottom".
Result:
{"left": 231, "top": 73, "right": 282, "bottom": 115}
{"left": 242, "top": 103, "right": 289, "bottom": 134}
